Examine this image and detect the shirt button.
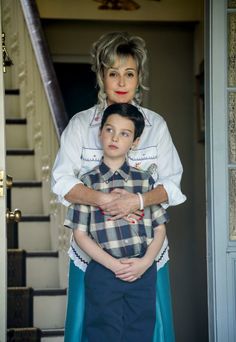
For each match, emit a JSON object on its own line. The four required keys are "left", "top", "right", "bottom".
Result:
{"left": 115, "top": 171, "right": 118, "bottom": 175}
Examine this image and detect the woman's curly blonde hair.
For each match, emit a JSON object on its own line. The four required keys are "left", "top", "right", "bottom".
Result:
{"left": 90, "top": 31, "right": 148, "bottom": 107}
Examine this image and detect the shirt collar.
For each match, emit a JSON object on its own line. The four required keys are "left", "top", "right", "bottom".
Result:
{"left": 99, "top": 159, "right": 130, "bottom": 182}
{"left": 90, "top": 101, "right": 152, "bottom": 127}
{"left": 90, "top": 105, "right": 104, "bottom": 126}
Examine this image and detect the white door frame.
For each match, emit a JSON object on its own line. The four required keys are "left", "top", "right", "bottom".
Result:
{"left": 206, "top": 0, "right": 233, "bottom": 341}
{"left": 0, "top": 1, "right": 7, "bottom": 340}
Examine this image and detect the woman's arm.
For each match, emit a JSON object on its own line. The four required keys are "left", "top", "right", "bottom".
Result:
{"left": 142, "top": 184, "right": 168, "bottom": 206}
{"left": 152, "top": 118, "right": 186, "bottom": 206}
{"left": 65, "top": 183, "right": 120, "bottom": 206}
{"left": 115, "top": 224, "right": 166, "bottom": 282}
{"left": 73, "top": 229, "right": 130, "bottom": 274}
{"left": 100, "top": 185, "right": 167, "bottom": 220}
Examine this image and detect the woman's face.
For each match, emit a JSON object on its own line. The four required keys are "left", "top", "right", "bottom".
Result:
{"left": 103, "top": 55, "right": 139, "bottom": 105}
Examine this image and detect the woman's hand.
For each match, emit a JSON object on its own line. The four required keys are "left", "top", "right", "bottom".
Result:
{"left": 115, "top": 257, "right": 152, "bottom": 282}
{"left": 99, "top": 190, "right": 121, "bottom": 205}
{"left": 100, "top": 188, "right": 142, "bottom": 220}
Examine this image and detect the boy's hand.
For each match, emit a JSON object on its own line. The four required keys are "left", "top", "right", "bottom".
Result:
{"left": 115, "top": 258, "right": 152, "bottom": 282}
{"left": 108, "top": 259, "right": 131, "bottom": 275}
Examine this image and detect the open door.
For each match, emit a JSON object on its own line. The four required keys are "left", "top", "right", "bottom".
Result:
{"left": 0, "top": 2, "right": 7, "bottom": 339}
{"left": 206, "top": 0, "right": 236, "bottom": 341}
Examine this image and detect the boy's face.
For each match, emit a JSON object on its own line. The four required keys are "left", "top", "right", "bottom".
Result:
{"left": 100, "top": 114, "right": 139, "bottom": 162}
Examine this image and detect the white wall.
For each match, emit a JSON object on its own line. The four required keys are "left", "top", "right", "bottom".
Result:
{"left": 42, "top": 19, "right": 207, "bottom": 341}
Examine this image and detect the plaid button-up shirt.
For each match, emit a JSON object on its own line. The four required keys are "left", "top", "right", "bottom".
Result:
{"left": 64, "top": 160, "right": 169, "bottom": 259}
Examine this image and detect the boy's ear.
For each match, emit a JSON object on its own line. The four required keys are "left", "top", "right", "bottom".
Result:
{"left": 131, "top": 137, "right": 140, "bottom": 149}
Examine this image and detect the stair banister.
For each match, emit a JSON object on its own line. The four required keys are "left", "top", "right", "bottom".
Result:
{"left": 19, "top": 0, "right": 68, "bottom": 137}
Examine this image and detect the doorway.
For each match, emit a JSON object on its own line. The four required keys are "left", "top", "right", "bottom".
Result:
{"left": 43, "top": 19, "right": 207, "bottom": 341}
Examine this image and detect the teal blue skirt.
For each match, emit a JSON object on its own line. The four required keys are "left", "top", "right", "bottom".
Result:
{"left": 64, "top": 261, "right": 175, "bottom": 342}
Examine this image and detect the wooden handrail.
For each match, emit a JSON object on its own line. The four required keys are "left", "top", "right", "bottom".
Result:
{"left": 20, "top": 0, "right": 68, "bottom": 138}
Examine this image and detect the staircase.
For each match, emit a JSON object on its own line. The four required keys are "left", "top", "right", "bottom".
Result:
{"left": 6, "top": 90, "right": 66, "bottom": 341}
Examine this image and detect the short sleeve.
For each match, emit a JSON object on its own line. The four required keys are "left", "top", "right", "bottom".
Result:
{"left": 150, "top": 204, "right": 169, "bottom": 228}
{"left": 64, "top": 204, "right": 90, "bottom": 232}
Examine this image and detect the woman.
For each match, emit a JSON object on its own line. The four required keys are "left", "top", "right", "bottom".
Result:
{"left": 52, "top": 31, "right": 186, "bottom": 341}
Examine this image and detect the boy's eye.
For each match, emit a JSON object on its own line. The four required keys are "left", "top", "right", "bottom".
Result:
{"left": 105, "top": 127, "right": 113, "bottom": 133}
{"left": 121, "top": 131, "right": 130, "bottom": 137}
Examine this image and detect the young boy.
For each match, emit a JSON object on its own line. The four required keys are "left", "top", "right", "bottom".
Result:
{"left": 64, "top": 103, "right": 169, "bottom": 342}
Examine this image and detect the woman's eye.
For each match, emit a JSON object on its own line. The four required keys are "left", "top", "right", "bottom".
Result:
{"left": 127, "top": 72, "right": 134, "bottom": 78}
{"left": 109, "top": 72, "right": 117, "bottom": 77}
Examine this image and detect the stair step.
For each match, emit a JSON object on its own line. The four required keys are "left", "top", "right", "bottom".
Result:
{"left": 41, "top": 328, "right": 64, "bottom": 342}
{"left": 8, "top": 249, "right": 26, "bottom": 287}
{"left": 7, "top": 327, "right": 65, "bottom": 342}
{"left": 7, "top": 287, "right": 33, "bottom": 328}
{"left": 7, "top": 221, "right": 18, "bottom": 249}
{"left": 33, "top": 289, "right": 67, "bottom": 329}
{"left": 6, "top": 150, "right": 35, "bottom": 180}
{"left": 6, "top": 118, "right": 27, "bottom": 124}
{"left": 7, "top": 327, "right": 41, "bottom": 342}
{"left": 18, "top": 216, "right": 51, "bottom": 251}
{"left": 5, "top": 91, "right": 21, "bottom": 118}
{"left": 26, "top": 252, "right": 59, "bottom": 289}
{"left": 7, "top": 149, "right": 34, "bottom": 155}
{"left": 13, "top": 181, "right": 42, "bottom": 186}
{"left": 11, "top": 182, "right": 43, "bottom": 215}
{"left": 5, "top": 89, "right": 20, "bottom": 95}
{"left": 21, "top": 215, "right": 50, "bottom": 222}
{"left": 7, "top": 287, "right": 66, "bottom": 330}
{"left": 8, "top": 250, "right": 59, "bottom": 288}
{"left": 6, "top": 118, "right": 28, "bottom": 149}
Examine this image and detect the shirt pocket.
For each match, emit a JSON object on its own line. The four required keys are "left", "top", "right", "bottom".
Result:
{"left": 128, "top": 146, "right": 158, "bottom": 180}
{"left": 79, "top": 148, "right": 103, "bottom": 177}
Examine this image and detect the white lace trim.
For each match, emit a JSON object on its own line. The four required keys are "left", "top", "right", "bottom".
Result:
{"left": 68, "top": 236, "right": 169, "bottom": 272}
{"left": 155, "top": 236, "right": 169, "bottom": 271}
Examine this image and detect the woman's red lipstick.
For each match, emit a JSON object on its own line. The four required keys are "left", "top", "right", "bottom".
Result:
{"left": 115, "top": 91, "right": 128, "bottom": 95}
